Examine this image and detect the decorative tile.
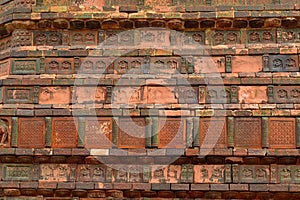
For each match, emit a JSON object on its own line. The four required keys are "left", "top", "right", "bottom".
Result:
{"left": 3, "top": 164, "right": 33, "bottom": 181}
{"left": 11, "top": 59, "right": 38, "bottom": 75}
{"left": 238, "top": 86, "right": 268, "bottom": 104}
{"left": 247, "top": 29, "right": 276, "bottom": 43}
{"left": 4, "top": 87, "right": 38, "bottom": 104}
{"left": 39, "top": 87, "right": 71, "bottom": 104}
{"left": 84, "top": 118, "right": 113, "bottom": 148}
{"left": 52, "top": 118, "right": 78, "bottom": 148}
{"left": 40, "top": 164, "right": 75, "bottom": 181}
{"left": 18, "top": 118, "right": 45, "bottom": 148}
{"left": 199, "top": 86, "right": 238, "bottom": 104}
{"left": 12, "top": 29, "right": 32, "bottom": 47}
{"left": 268, "top": 86, "right": 300, "bottom": 104}
{"left": 77, "top": 164, "right": 106, "bottom": 182}
{"left": 45, "top": 58, "right": 74, "bottom": 74}
{"left": 0, "top": 117, "right": 11, "bottom": 147}
{"left": 78, "top": 57, "right": 113, "bottom": 74}
{"left": 0, "top": 59, "right": 10, "bottom": 76}
{"left": 70, "top": 31, "right": 98, "bottom": 46}
{"left": 158, "top": 118, "right": 186, "bottom": 148}
{"left": 34, "top": 31, "right": 62, "bottom": 46}
{"left": 149, "top": 57, "right": 180, "bottom": 74}
{"left": 118, "top": 118, "right": 146, "bottom": 148}
{"left": 114, "top": 57, "right": 144, "bottom": 74}
{"left": 183, "top": 31, "right": 205, "bottom": 45}
{"left": 175, "top": 86, "right": 198, "bottom": 104}
{"left": 194, "top": 165, "right": 225, "bottom": 183}
{"left": 268, "top": 118, "right": 296, "bottom": 148}
{"left": 234, "top": 118, "right": 262, "bottom": 148}
{"left": 113, "top": 86, "right": 145, "bottom": 104}
{"left": 74, "top": 87, "right": 106, "bottom": 104}
{"left": 212, "top": 31, "right": 240, "bottom": 45}
{"left": 200, "top": 117, "right": 227, "bottom": 149}
{"left": 239, "top": 165, "right": 269, "bottom": 183}
{"left": 263, "top": 55, "right": 299, "bottom": 72}
{"left": 194, "top": 56, "right": 225, "bottom": 74}
{"left": 147, "top": 87, "right": 177, "bottom": 104}
{"left": 181, "top": 164, "right": 194, "bottom": 183}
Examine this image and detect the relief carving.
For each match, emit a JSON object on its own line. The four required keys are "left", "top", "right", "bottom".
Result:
{"left": 0, "top": 119, "right": 9, "bottom": 146}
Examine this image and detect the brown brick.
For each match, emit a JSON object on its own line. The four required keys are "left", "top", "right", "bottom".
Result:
{"left": 38, "top": 181, "right": 57, "bottom": 189}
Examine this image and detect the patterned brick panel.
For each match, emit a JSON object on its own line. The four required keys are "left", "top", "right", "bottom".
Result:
{"left": 234, "top": 118, "right": 262, "bottom": 148}
{"left": 52, "top": 118, "right": 78, "bottom": 148}
{"left": 200, "top": 117, "right": 227, "bottom": 149}
{"left": 39, "top": 87, "right": 71, "bottom": 104}
{"left": 158, "top": 118, "right": 186, "bottom": 148}
{"left": 84, "top": 118, "right": 113, "bottom": 148}
{"left": 18, "top": 118, "right": 45, "bottom": 148}
{"left": 194, "top": 165, "right": 227, "bottom": 183}
{"left": 268, "top": 118, "right": 296, "bottom": 148}
{"left": 268, "top": 86, "right": 300, "bottom": 104}
{"left": 118, "top": 118, "right": 146, "bottom": 148}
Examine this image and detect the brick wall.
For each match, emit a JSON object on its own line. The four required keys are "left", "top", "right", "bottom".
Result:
{"left": 1, "top": 0, "right": 300, "bottom": 199}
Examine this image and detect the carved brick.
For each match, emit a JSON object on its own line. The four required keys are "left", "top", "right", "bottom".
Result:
{"left": 11, "top": 59, "right": 38, "bottom": 75}
{"left": 0, "top": 59, "right": 10, "bottom": 76}
{"left": 39, "top": 87, "right": 71, "bottom": 104}
{"left": 0, "top": 37, "right": 11, "bottom": 52}
{"left": 268, "top": 86, "right": 300, "bottom": 103}
{"left": 158, "top": 118, "right": 186, "bottom": 148}
{"left": 212, "top": 31, "right": 240, "bottom": 45}
{"left": 238, "top": 86, "right": 268, "bottom": 104}
{"left": 0, "top": 117, "right": 11, "bottom": 147}
{"left": 147, "top": 87, "right": 177, "bottom": 104}
{"left": 3, "top": 164, "right": 33, "bottom": 181}
{"left": 114, "top": 57, "right": 144, "bottom": 74}
{"left": 128, "top": 166, "right": 143, "bottom": 183}
{"left": 113, "top": 86, "right": 145, "bottom": 104}
{"left": 234, "top": 118, "right": 262, "bottom": 148}
{"left": 145, "top": 0, "right": 173, "bottom": 6}
{"left": 40, "top": 164, "right": 74, "bottom": 181}
{"left": 77, "top": 164, "right": 106, "bottom": 182}
{"left": 18, "top": 118, "right": 45, "bottom": 148}
{"left": 263, "top": 55, "right": 299, "bottom": 72}
{"left": 84, "top": 118, "right": 113, "bottom": 148}
{"left": 118, "top": 118, "right": 146, "bottom": 148}
{"left": 194, "top": 165, "right": 225, "bottom": 183}
{"left": 34, "top": 31, "right": 62, "bottom": 46}
{"left": 199, "top": 86, "right": 238, "bottom": 104}
{"left": 149, "top": 57, "right": 180, "bottom": 74}
{"left": 268, "top": 118, "right": 296, "bottom": 148}
{"left": 278, "top": 165, "right": 293, "bottom": 183}
{"left": 12, "top": 29, "right": 32, "bottom": 47}
{"left": 200, "top": 117, "right": 227, "bottom": 149}
{"left": 239, "top": 165, "right": 269, "bottom": 183}
{"left": 114, "top": 165, "right": 129, "bottom": 183}
{"left": 52, "top": 118, "right": 78, "bottom": 148}
{"left": 175, "top": 86, "right": 198, "bottom": 104}
{"left": 151, "top": 166, "right": 166, "bottom": 183}
{"left": 74, "top": 87, "right": 106, "bottom": 104}
{"left": 4, "top": 87, "right": 39, "bottom": 104}
{"left": 108, "top": 0, "right": 143, "bottom": 6}
{"left": 247, "top": 30, "right": 276, "bottom": 43}
{"left": 70, "top": 31, "right": 98, "bottom": 46}
{"left": 79, "top": 57, "right": 113, "bottom": 74}
{"left": 280, "top": 29, "right": 299, "bottom": 43}
{"left": 182, "top": 31, "right": 205, "bottom": 46}
{"left": 45, "top": 58, "right": 74, "bottom": 74}
{"left": 140, "top": 29, "right": 170, "bottom": 47}
{"left": 194, "top": 56, "right": 225, "bottom": 74}
{"left": 181, "top": 164, "right": 194, "bottom": 183}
